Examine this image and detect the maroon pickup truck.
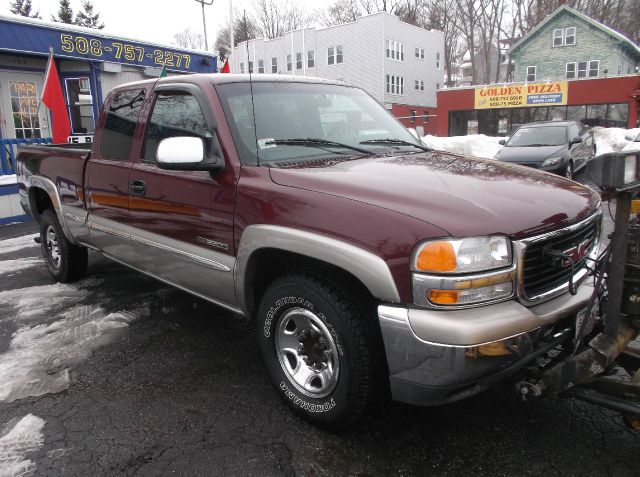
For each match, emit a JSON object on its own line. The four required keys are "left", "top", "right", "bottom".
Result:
{"left": 17, "top": 74, "right": 602, "bottom": 429}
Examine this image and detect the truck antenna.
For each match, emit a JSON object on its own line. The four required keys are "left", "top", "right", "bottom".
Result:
{"left": 245, "top": 10, "right": 261, "bottom": 167}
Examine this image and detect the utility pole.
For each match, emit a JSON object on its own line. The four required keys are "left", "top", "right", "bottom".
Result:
{"left": 194, "top": 0, "right": 214, "bottom": 50}
{"left": 229, "top": 0, "right": 234, "bottom": 72}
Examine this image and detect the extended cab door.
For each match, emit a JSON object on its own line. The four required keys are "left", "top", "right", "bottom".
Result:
{"left": 125, "top": 83, "right": 238, "bottom": 309}
{"left": 85, "top": 87, "right": 147, "bottom": 260}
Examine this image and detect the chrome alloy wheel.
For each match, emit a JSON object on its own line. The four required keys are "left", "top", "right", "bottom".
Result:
{"left": 275, "top": 307, "right": 340, "bottom": 398}
{"left": 45, "top": 225, "right": 61, "bottom": 270}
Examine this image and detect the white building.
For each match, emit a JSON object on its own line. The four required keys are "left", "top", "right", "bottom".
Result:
{"left": 231, "top": 12, "right": 444, "bottom": 132}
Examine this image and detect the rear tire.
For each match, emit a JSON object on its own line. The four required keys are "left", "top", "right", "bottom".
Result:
{"left": 256, "top": 273, "right": 378, "bottom": 430}
{"left": 39, "top": 209, "right": 88, "bottom": 283}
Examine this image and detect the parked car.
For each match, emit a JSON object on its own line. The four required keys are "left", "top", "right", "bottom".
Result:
{"left": 493, "top": 120, "right": 596, "bottom": 179}
{"left": 622, "top": 129, "right": 640, "bottom": 152}
{"left": 17, "top": 75, "right": 601, "bottom": 430}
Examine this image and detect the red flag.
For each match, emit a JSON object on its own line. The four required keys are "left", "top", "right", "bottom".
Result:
{"left": 41, "top": 53, "right": 71, "bottom": 143}
{"left": 220, "top": 59, "right": 230, "bottom": 73}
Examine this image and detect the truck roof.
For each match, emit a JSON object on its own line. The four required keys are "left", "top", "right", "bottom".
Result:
{"left": 111, "top": 73, "right": 351, "bottom": 91}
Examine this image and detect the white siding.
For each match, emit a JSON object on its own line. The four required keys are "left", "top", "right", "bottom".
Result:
{"left": 231, "top": 12, "right": 444, "bottom": 108}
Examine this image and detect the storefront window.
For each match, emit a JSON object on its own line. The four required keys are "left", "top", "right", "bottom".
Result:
{"left": 529, "top": 107, "right": 547, "bottom": 123}
{"left": 548, "top": 106, "right": 566, "bottom": 121}
{"left": 65, "top": 77, "right": 95, "bottom": 134}
{"left": 566, "top": 105, "right": 586, "bottom": 122}
{"left": 607, "top": 103, "right": 629, "bottom": 127}
{"left": 510, "top": 108, "right": 528, "bottom": 133}
{"left": 9, "top": 81, "right": 41, "bottom": 139}
{"left": 585, "top": 104, "right": 607, "bottom": 127}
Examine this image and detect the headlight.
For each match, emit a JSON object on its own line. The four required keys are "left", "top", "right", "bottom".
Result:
{"left": 412, "top": 236, "right": 511, "bottom": 274}
{"left": 541, "top": 156, "right": 563, "bottom": 168}
{"left": 412, "top": 236, "right": 514, "bottom": 308}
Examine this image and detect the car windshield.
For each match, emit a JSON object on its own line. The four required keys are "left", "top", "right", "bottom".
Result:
{"left": 506, "top": 125, "right": 567, "bottom": 147}
{"left": 216, "top": 81, "right": 424, "bottom": 165}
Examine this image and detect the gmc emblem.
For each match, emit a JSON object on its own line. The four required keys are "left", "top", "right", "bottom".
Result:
{"left": 561, "top": 238, "right": 592, "bottom": 267}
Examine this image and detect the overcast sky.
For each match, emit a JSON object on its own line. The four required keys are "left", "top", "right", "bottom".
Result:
{"left": 21, "top": 0, "right": 334, "bottom": 48}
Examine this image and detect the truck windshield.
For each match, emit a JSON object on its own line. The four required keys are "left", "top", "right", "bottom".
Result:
{"left": 216, "top": 81, "right": 423, "bottom": 165}
{"left": 506, "top": 126, "right": 567, "bottom": 147}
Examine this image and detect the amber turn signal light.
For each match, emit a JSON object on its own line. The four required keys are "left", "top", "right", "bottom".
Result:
{"left": 416, "top": 241, "right": 456, "bottom": 272}
{"left": 427, "top": 289, "right": 459, "bottom": 305}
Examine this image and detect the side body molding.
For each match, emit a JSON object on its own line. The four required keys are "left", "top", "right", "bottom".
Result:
{"left": 235, "top": 225, "right": 402, "bottom": 313}
{"left": 27, "top": 175, "right": 80, "bottom": 244}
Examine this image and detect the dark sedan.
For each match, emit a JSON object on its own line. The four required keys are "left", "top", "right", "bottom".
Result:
{"left": 493, "top": 121, "right": 596, "bottom": 179}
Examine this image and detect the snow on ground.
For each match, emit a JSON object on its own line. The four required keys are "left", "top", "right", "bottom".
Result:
{"left": 0, "top": 175, "right": 17, "bottom": 187}
{"left": 422, "top": 126, "right": 638, "bottom": 160}
{"left": 0, "top": 414, "right": 45, "bottom": 477}
{"left": 0, "top": 235, "right": 39, "bottom": 256}
{"left": 0, "top": 258, "right": 43, "bottom": 276}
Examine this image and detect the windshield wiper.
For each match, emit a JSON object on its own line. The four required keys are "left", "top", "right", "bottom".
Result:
{"left": 519, "top": 143, "right": 553, "bottom": 147}
{"left": 359, "top": 138, "right": 432, "bottom": 152}
{"left": 266, "top": 138, "right": 375, "bottom": 156}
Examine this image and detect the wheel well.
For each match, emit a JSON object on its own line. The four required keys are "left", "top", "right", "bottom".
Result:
{"left": 244, "top": 248, "right": 377, "bottom": 321}
{"left": 29, "top": 187, "right": 53, "bottom": 222}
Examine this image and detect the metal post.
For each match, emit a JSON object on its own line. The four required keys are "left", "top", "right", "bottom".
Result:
{"left": 229, "top": 0, "right": 234, "bottom": 71}
{"left": 194, "top": 0, "right": 214, "bottom": 51}
{"left": 605, "top": 191, "right": 633, "bottom": 337}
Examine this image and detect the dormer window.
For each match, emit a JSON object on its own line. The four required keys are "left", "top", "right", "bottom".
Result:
{"left": 553, "top": 27, "right": 576, "bottom": 47}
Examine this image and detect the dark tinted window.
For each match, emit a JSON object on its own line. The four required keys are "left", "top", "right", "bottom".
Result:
{"left": 143, "top": 92, "right": 210, "bottom": 162}
{"left": 100, "top": 89, "right": 145, "bottom": 160}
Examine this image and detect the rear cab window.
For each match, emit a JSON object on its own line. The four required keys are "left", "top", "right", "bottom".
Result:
{"left": 100, "top": 88, "right": 146, "bottom": 160}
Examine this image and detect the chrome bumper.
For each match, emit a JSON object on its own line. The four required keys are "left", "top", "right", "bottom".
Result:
{"left": 379, "top": 282, "right": 594, "bottom": 406}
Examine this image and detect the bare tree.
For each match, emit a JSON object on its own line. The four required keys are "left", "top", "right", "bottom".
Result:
{"left": 358, "top": 0, "right": 402, "bottom": 14}
{"left": 319, "top": 0, "right": 362, "bottom": 26}
{"left": 423, "top": 0, "right": 465, "bottom": 86}
{"left": 215, "top": 12, "right": 260, "bottom": 59}
{"left": 174, "top": 28, "right": 205, "bottom": 50}
{"left": 253, "top": 0, "right": 308, "bottom": 39}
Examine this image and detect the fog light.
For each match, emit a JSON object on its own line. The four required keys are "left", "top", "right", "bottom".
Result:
{"left": 428, "top": 282, "right": 513, "bottom": 306}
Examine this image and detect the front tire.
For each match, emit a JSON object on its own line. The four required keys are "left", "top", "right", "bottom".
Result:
{"left": 256, "top": 273, "right": 377, "bottom": 430}
{"left": 39, "top": 209, "right": 88, "bottom": 282}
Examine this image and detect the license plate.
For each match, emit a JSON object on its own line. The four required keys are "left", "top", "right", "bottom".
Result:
{"left": 575, "top": 304, "right": 597, "bottom": 342}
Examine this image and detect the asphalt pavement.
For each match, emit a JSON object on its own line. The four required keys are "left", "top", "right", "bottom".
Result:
{"left": 0, "top": 183, "right": 638, "bottom": 476}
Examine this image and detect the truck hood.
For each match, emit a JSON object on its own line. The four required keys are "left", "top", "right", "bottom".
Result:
{"left": 268, "top": 152, "right": 600, "bottom": 239}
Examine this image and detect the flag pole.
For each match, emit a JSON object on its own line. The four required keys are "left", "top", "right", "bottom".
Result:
{"left": 229, "top": 0, "right": 234, "bottom": 72}
{"left": 36, "top": 47, "right": 55, "bottom": 117}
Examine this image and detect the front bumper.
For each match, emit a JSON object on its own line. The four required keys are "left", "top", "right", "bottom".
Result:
{"left": 379, "top": 282, "right": 594, "bottom": 406}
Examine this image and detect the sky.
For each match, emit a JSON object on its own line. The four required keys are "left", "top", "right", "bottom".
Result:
{"left": 18, "top": 0, "right": 334, "bottom": 49}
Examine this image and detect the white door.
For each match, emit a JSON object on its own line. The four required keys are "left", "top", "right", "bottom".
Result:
{"left": 0, "top": 71, "right": 51, "bottom": 140}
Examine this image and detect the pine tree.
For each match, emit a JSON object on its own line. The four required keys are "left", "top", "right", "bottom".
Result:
{"left": 51, "top": 0, "right": 74, "bottom": 24}
{"left": 75, "top": 0, "right": 104, "bottom": 29}
{"left": 9, "top": 0, "right": 41, "bottom": 18}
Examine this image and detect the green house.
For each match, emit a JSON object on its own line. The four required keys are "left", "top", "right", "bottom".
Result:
{"left": 509, "top": 5, "right": 639, "bottom": 83}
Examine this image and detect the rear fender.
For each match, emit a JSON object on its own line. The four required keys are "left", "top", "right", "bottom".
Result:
{"left": 27, "top": 175, "right": 78, "bottom": 244}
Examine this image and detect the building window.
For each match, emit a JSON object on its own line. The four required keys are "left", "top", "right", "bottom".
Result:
{"left": 553, "top": 27, "right": 576, "bottom": 47}
{"left": 287, "top": 54, "right": 292, "bottom": 71}
{"left": 436, "top": 52, "right": 440, "bottom": 69}
{"left": 553, "top": 29, "right": 563, "bottom": 47}
{"left": 9, "top": 81, "right": 42, "bottom": 139}
{"left": 386, "top": 40, "right": 404, "bottom": 61}
{"left": 436, "top": 83, "right": 440, "bottom": 90}
{"left": 307, "top": 50, "right": 314, "bottom": 68}
{"left": 65, "top": 77, "right": 95, "bottom": 135}
{"left": 423, "top": 110, "right": 429, "bottom": 124}
{"left": 248, "top": 61, "right": 254, "bottom": 73}
{"left": 336, "top": 45, "right": 343, "bottom": 63}
{"left": 328, "top": 46, "right": 343, "bottom": 65}
{"left": 296, "top": 52, "right": 302, "bottom": 70}
{"left": 526, "top": 66, "right": 536, "bottom": 81}
{"left": 566, "top": 62, "right": 576, "bottom": 79}
{"left": 577, "top": 61, "right": 588, "bottom": 78}
{"left": 240, "top": 62, "right": 245, "bottom": 73}
{"left": 271, "top": 57, "right": 278, "bottom": 73}
{"left": 258, "top": 59, "right": 264, "bottom": 73}
{"left": 414, "top": 79, "right": 425, "bottom": 91}
{"left": 589, "top": 60, "right": 599, "bottom": 77}
{"left": 565, "top": 27, "right": 576, "bottom": 46}
{"left": 385, "top": 74, "right": 404, "bottom": 95}
{"left": 410, "top": 110, "right": 416, "bottom": 123}
{"left": 415, "top": 47, "right": 425, "bottom": 59}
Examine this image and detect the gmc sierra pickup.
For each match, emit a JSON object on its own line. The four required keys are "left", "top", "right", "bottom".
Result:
{"left": 17, "top": 74, "right": 602, "bottom": 429}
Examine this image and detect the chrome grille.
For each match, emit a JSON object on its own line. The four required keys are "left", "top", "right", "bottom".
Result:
{"left": 522, "top": 219, "right": 599, "bottom": 299}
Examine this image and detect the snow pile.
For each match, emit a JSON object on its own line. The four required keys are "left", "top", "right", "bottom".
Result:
{"left": 0, "top": 414, "right": 45, "bottom": 477}
{"left": 422, "top": 127, "right": 639, "bottom": 160}
{"left": 0, "top": 175, "right": 17, "bottom": 187}
{"left": 422, "top": 134, "right": 503, "bottom": 159}
{"left": 0, "top": 234, "right": 39, "bottom": 256}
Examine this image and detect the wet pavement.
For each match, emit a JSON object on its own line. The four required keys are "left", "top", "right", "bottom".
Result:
{"left": 0, "top": 193, "right": 638, "bottom": 476}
